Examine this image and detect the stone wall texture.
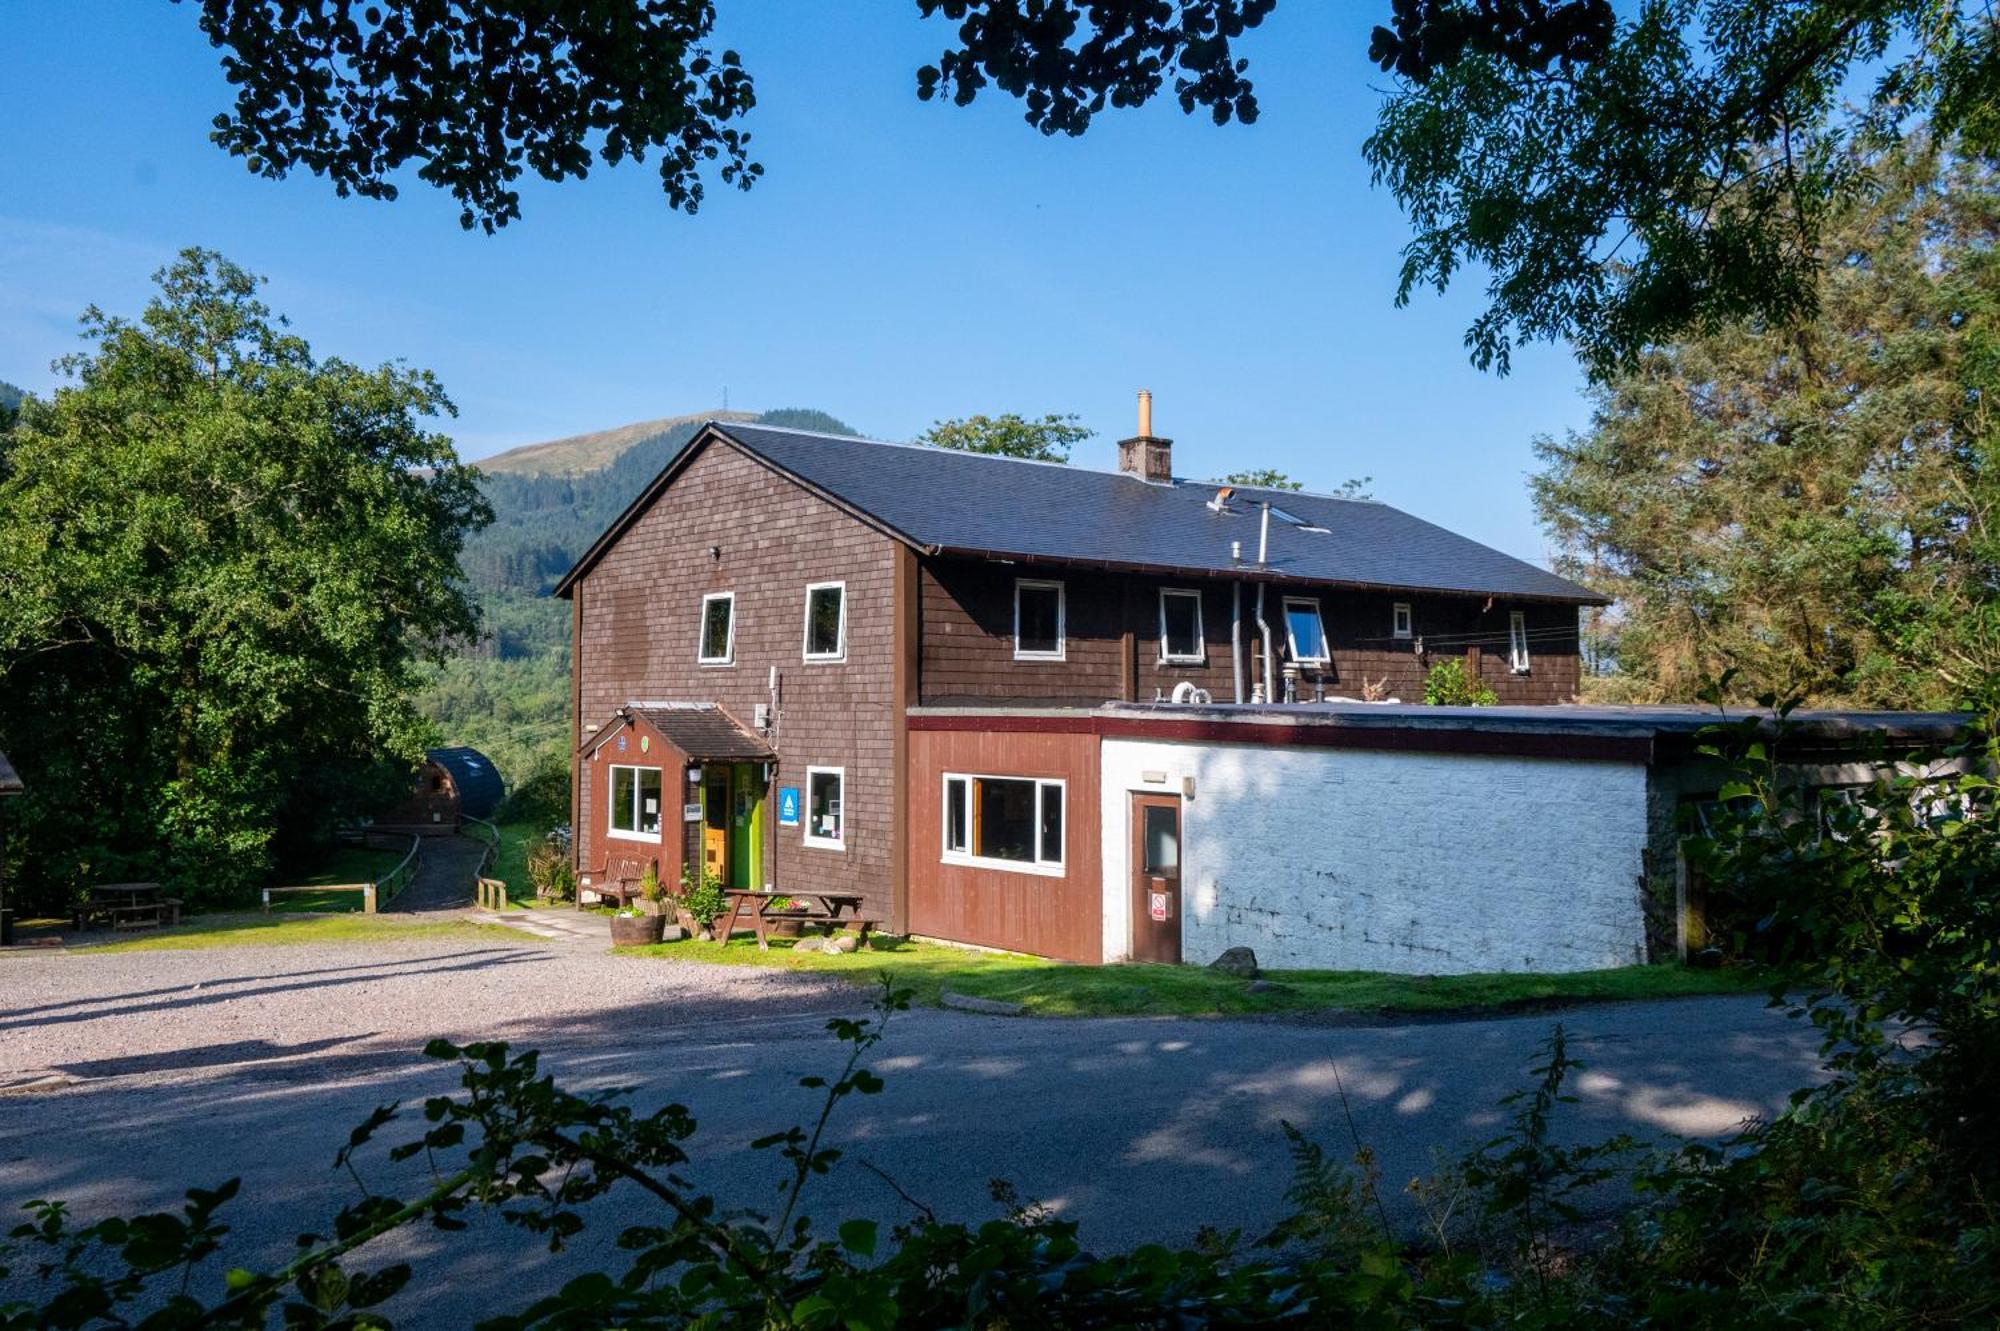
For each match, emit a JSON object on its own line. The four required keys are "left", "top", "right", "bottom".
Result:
{"left": 1098, "top": 739, "right": 1651, "bottom": 973}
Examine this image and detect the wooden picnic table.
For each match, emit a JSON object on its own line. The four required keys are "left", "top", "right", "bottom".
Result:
{"left": 75, "top": 882, "right": 180, "bottom": 932}
{"left": 714, "top": 890, "right": 874, "bottom": 950}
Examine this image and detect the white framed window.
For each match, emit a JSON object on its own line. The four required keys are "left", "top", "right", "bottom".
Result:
{"left": 698, "top": 592, "right": 735, "bottom": 665}
{"left": 804, "top": 766, "right": 845, "bottom": 850}
{"left": 1508, "top": 611, "right": 1531, "bottom": 673}
{"left": 1392, "top": 602, "right": 1413, "bottom": 639}
{"left": 802, "top": 581, "right": 846, "bottom": 662}
{"left": 1013, "top": 578, "right": 1066, "bottom": 660}
{"left": 1158, "top": 588, "right": 1205, "bottom": 663}
{"left": 942, "top": 773, "right": 1065, "bottom": 876}
{"left": 1283, "top": 596, "right": 1330, "bottom": 665}
{"left": 607, "top": 765, "right": 663, "bottom": 841}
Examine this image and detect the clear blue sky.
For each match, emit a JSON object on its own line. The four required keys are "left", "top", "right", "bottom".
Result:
{"left": 2, "top": 2, "right": 1594, "bottom": 566}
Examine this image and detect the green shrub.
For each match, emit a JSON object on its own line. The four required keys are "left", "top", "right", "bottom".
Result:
{"left": 1422, "top": 657, "right": 1498, "bottom": 706}
{"left": 524, "top": 841, "right": 574, "bottom": 902}
{"left": 677, "top": 864, "right": 726, "bottom": 926}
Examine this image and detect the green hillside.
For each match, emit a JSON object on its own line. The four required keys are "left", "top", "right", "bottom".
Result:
{"left": 421, "top": 408, "right": 858, "bottom": 796}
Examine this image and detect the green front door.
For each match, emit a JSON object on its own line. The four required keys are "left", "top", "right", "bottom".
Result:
{"left": 728, "top": 763, "right": 765, "bottom": 891}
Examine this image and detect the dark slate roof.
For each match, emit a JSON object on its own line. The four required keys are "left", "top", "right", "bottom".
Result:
{"left": 555, "top": 422, "right": 1605, "bottom": 604}
{"left": 0, "top": 749, "right": 20, "bottom": 796}
{"left": 427, "top": 746, "right": 503, "bottom": 819}
{"left": 596, "top": 702, "right": 775, "bottom": 761}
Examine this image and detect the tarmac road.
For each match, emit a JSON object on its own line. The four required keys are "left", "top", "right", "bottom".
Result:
{"left": 0, "top": 935, "right": 1821, "bottom": 1326}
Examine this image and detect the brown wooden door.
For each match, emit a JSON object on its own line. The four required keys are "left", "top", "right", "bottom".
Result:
{"left": 703, "top": 767, "right": 730, "bottom": 884}
{"left": 1130, "top": 793, "right": 1182, "bottom": 964}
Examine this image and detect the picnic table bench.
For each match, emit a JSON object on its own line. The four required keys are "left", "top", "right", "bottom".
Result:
{"left": 74, "top": 883, "right": 182, "bottom": 932}
{"left": 714, "top": 891, "right": 878, "bottom": 950}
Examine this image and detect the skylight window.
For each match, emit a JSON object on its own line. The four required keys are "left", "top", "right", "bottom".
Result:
{"left": 1268, "top": 505, "right": 1330, "bottom": 534}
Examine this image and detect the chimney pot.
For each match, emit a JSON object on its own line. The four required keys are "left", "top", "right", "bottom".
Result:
{"left": 1117, "top": 388, "right": 1172, "bottom": 484}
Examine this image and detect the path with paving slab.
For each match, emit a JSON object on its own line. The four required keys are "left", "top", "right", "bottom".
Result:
{"left": 0, "top": 935, "right": 1824, "bottom": 1327}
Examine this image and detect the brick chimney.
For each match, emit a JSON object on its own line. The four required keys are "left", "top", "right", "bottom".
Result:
{"left": 1117, "top": 389, "right": 1173, "bottom": 484}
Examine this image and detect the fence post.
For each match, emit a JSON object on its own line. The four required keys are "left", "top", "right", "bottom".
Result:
{"left": 364, "top": 883, "right": 376, "bottom": 915}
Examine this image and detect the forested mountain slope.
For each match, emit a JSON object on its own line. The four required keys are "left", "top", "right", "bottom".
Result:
{"left": 422, "top": 408, "right": 856, "bottom": 791}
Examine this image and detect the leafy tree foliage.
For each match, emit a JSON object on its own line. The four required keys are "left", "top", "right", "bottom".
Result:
{"left": 915, "top": 411, "right": 1091, "bottom": 462}
{"left": 1364, "top": 0, "right": 2000, "bottom": 375}
{"left": 0, "top": 250, "right": 490, "bottom": 909}
{"left": 1221, "top": 468, "right": 1375, "bottom": 498}
{"left": 914, "top": 2, "right": 1998, "bottom": 374}
{"left": 185, "top": 0, "right": 760, "bottom": 232}
{"left": 1222, "top": 467, "right": 1302, "bottom": 490}
{"left": 1532, "top": 135, "right": 2000, "bottom": 708}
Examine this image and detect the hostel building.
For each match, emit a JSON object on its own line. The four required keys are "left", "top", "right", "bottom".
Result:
{"left": 557, "top": 406, "right": 1724, "bottom": 970}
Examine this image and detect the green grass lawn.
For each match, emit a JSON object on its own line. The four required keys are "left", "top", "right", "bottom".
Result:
{"left": 81, "top": 911, "right": 522, "bottom": 953}
{"left": 492, "top": 817, "right": 561, "bottom": 908}
{"left": 262, "top": 841, "right": 409, "bottom": 913}
{"left": 622, "top": 935, "right": 1767, "bottom": 1018}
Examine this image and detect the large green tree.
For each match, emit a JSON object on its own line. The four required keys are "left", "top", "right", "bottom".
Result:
{"left": 0, "top": 250, "right": 491, "bottom": 908}
{"left": 916, "top": 412, "right": 1092, "bottom": 462}
{"left": 1531, "top": 134, "right": 2000, "bottom": 708}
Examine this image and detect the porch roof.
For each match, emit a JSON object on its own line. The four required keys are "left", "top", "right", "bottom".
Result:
{"left": 583, "top": 702, "right": 774, "bottom": 762}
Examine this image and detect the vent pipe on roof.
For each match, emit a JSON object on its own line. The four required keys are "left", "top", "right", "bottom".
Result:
{"left": 1117, "top": 389, "right": 1173, "bottom": 484}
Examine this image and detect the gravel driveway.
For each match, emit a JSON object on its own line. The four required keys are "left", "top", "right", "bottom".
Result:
{"left": 1, "top": 932, "right": 850, "bottom": 1083}
{"left": 1, "top": 932, "right": 1825, "bottom": 1326}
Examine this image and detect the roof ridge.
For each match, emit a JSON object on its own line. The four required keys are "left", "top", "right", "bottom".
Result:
{"left": 715, "top": 420, "right": 1132, "bottom": 479}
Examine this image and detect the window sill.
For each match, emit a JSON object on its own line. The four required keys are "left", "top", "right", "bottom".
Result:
{"left": 802, "top": 836, "right": 846, "bottom": 852}
{"left": 941, "top": 852, "right": 1065, "bottom": 879}
{"left": 1013, "top": 650, "right": 1067, "bottom": 662}
{"left": 606, "top": 828, "right": 662, "bottom": 843}
{"left": 802, "top": 654, "right": 846, "bottom": 665}
{"left": 1159, "top": 655, "right": 1207, "bottom": 667}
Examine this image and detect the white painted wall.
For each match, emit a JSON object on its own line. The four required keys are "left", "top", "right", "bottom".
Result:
{"left": 1099, "top": 740, "right": 1650, "bottom": 974}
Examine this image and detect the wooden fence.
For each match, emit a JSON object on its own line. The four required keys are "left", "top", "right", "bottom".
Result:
{"left": 261, "top": 832, "right": 422, "bottom": 914}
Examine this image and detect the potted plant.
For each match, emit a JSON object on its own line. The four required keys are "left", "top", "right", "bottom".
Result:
{"left": 764, "top": 895, "right": 803, "bottom": 939}
{"left": 609, "top": 905, "right": 665, "bottom": 947}
{"left": 676, "top": 865, "right": 727, "bottom": 941}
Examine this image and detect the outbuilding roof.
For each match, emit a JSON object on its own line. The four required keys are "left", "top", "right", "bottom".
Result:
{"left": 553, "top": 422, "right": 1609, "bottom": 606}
{"left": 585, "top": 702, "right": 775, "bottom": 762}
{"left": 0, "top": 749, "right": 20, "bottom": 796}
{"left": 427, "top": 746, "right": 503, "bottom": 820}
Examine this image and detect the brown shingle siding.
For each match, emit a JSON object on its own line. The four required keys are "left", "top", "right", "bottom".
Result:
{"left": 573, "top": 440, "right": 901, "bottom": 921}
{"left": 918, "top": 558, "right": 1581, "bottom": 707}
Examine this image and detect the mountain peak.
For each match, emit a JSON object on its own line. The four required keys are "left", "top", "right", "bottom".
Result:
{"left": 475, "top": 409, "right": 761, "bottom": 477}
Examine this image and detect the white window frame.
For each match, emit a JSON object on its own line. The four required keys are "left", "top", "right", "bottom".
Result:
{"left": 1392, "top": 602, "right": 1413, "bottom": 639}
{"left": 803, "top": 765, "right": 846, "bottom": 851}
{"left": 606, "top": 763, "right": 664, "bottom": 842}
{"left": 1012, "top": 578, "right": 1067, "bottom": 661}
{"left": 1508, "top": 610, "right": 1531, "bottom": 674}
{"left": 1158, "top": 588, "right": 1206, "bottom": 664}
{"left": 697, "top": 591, "right": 736, "bottom": 666}
{"left": 801, "top": 580, "right": 847, "bottom": 662}
{"left": 940, "top": 772, "right": 1066, "bottom": 877}
{"left": 1282, "top": 596, "right": 1331, "bottom": 665}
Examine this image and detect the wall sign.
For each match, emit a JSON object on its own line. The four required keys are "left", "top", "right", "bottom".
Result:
{"left": 777, "top": 785, "right": 802, "bottom": 827}
{"left": 682, "top": 803, "right": 703, "bottom": 822}
{"left": 1149, "top": 892, "right": 1171, "bottom": 923}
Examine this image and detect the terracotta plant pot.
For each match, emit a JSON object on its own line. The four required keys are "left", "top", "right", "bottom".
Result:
{"left": 610, "top": 913, "right": 666, "bottom": 947}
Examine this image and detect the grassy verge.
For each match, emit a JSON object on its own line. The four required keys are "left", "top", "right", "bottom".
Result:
{"left": 262, "top": 842, "right": 407, "bottom": 913}
{"left": 80, "top": 912, "right": 521, "bottom": 953}
{"left": 492, "top": 817, "right": 562, "bottom": 908}
{"left": 621, "top": 936, "right": 1766, "bottom": 1018}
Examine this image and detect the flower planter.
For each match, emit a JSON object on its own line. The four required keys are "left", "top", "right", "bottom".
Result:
{"left": 610, "top": 913, "right": 666, "bottom": 947}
